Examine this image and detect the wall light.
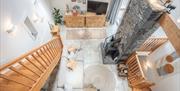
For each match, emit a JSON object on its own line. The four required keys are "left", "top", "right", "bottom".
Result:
{"left": 32, "top": 13, "right": 39, "bottom": 23}
{"left": 177, "top": 17, "right": 180, "bottom": 23}
{"left": 6, "top": 23, "right": 16, "bottom": 33}
{"left": 32, "top": 13, "right": 44, "bottom": 23}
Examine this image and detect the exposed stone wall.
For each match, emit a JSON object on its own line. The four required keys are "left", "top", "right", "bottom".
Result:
{"left": 116, "top": 0, "right": 164, "bottom": 60}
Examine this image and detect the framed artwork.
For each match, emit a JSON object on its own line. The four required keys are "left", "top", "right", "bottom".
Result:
{"left": 83, "top": 0, "right": 86, "bottom": 4}
{"left": 77, "top": 0, "right": 82, "bottom": 3}
{"left": 71, "top": 0, "right": 76, "bottom": 2}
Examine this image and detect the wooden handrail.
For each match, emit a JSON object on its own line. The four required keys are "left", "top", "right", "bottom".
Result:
{"left": 135, "top": 55, "right": 145, "bottom": 79}
{"left": 0, "top": 37, "right": 60, "bottom": 70}
{"left": 0, "top": 35, "right": 63, "bottom": 91}
{"left": 138, "top": 37, "right": 168, "bottom": 52}
{"left": 127, "top": 53, "right": 144, "bottom": 86}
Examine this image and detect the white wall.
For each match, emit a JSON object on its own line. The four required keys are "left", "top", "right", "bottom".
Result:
{"left": 146, "top": 2, "right": 180, "bottom": 90}
{"left": 152, "top": 73, "right": 180, "bottom": 91}
{"left": 146, "top": 41, "right": 180, "bottom": 91}
{"left": 171, "top": 0, "right": 180, "bottom": 28}
{"left": 49, "top": 0, "right": 87, "bottom": 12}
{"left": 0, "top": 0, "right": 54, "bottom": 66}
{"left": 145, "top": 0, "right": 180, "bottom": 87}
{"left": 151, "top": 27, "right": 167, "bottom": 37}
{"left": 147, "top": 41, "right": 175, "bottom": 63}
{"left": 49, "top": 0, "right": 111, "bottom": 13}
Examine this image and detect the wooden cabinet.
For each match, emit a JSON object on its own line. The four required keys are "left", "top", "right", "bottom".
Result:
{"left": 64, "top": 15, "right": 85, "bottom": 27}
{"left": 64, "top": 14, "right": 106, "bottom": 28}
{"left": 86, "top": 15, "right": 105, "bottom": 27}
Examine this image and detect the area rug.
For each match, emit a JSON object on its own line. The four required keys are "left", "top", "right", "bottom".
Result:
{"left": 66, "top": 28, "right": 106, "bottom": 39}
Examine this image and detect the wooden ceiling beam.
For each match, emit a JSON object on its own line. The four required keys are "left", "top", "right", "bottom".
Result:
{"left": 159, "top": 13, "right": 180, "bottom": 56}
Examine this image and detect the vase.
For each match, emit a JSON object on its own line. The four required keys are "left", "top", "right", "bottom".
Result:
{"left": 72, "top": 10, "right": 78, "bottom": 16}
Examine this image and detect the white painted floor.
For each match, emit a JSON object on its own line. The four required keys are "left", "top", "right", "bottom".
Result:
{"left": 51, "top": 25, "right": 130, "bottom": 91}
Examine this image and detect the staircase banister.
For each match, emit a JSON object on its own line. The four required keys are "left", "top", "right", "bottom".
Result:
{"left": 0, "top": 37, "right": 59, "bottom": 71}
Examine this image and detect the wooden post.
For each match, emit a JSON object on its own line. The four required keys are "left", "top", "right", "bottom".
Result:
{"left": 159, "top": 13, "right": 180, "bottom": 56}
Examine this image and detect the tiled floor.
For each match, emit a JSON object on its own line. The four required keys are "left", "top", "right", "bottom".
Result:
{"left": 51, "top": 25, "right": 129, "bottom": 91}
{"left": 66, "top": 28, "right": 106, "bottom": 39}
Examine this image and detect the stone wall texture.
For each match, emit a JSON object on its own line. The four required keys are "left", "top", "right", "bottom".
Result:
{"left": 116, "top": 0, "right": 164, "bottom": 61}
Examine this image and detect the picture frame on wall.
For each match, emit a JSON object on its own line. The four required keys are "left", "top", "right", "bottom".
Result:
{"left": 71, "top": 0, "right": 76, "bottom": 2}
{"left": 77, "top": 0, "right": 82, "bottom": 3}
{"left": 83, "top": 0, "right": 86, "bottom": 4}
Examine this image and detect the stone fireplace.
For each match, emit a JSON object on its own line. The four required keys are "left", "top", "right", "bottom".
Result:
{"left": 115, "top": 0, "right": 166, "bottom": 61}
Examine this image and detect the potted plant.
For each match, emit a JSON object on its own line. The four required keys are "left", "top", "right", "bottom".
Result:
{"left": 52, "top": 8, "right": 63, "bottom": 25}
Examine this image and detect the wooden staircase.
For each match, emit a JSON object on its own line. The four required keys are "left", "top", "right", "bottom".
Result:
{"left": 0, "top": 36, "right": 63, "bottom": 91}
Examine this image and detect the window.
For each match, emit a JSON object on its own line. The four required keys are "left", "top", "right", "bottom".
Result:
{"left": 24, "top": 17, "right": 38, "bottom": 40}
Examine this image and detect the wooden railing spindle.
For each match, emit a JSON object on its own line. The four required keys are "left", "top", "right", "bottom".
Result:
{"left": 49, "top": 42, "right": 57, "bottom": 56}
{"left": 19, "top": 61, "right": 41, "bottom": 77}
{"left": 31, "top": 54, "right": 47, "bottom": 70}
{"left": 44, "top": 46, "right": 53, "bottom": 62}
{"left": 47, "top": 43, "right": 55, "bottom": 57}
{"left": 45, "top": 45, "right": 54, "bottom": 60}
{"left": 9, "top": 66, "right": 36, "bottom": 82}
{"left": 25, "top": 57, "right": 44, "bottom": 73}
{"left": 0, "top": 74, "right": 32, "bottom": 88}
{"left": 47, "top": 44, "right": 56, "bottom": 57}
{"left": 139, "top": 37, "right": 168, "bottom": 52}
{"left": 36, "top": 51, "right": 50, "bottom": 66}
{"left": 52, "top": 41, "right": 58, "bottom": 54}
{"left": 40, "top": 48, "right": 51, "bottom": 64}
{"left": 43, "top": 46, "right": 53, "bottom": 61}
